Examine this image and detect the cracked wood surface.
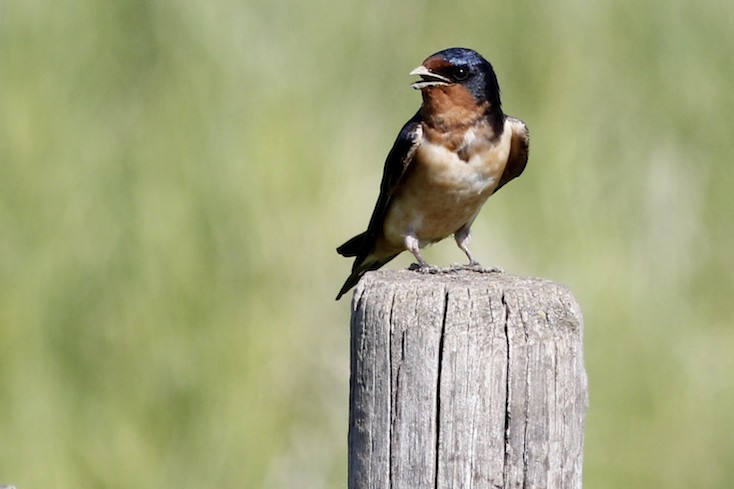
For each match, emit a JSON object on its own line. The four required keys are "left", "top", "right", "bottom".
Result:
{"left": 348, "top": 269, "right": 588, "bottom": 489}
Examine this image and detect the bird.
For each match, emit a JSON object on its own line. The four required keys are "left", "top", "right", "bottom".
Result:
{"left": 336, "top": 47, "right": 529, "bottom": 300}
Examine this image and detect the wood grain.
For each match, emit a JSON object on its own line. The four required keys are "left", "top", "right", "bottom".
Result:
{"left": 348, "top": 269, "right": 587, "bottom": 489}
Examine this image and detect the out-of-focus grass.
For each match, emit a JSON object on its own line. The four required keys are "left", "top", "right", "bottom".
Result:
{"left": 1, "top": 0, "right": 733, "bottom": 487}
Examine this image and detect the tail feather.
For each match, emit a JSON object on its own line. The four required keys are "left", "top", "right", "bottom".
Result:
{"left": 335, "top": 253, "right": 399, "bottom": 300}
{"left": 336, "top": 232, "right": 367, "bottom": 257}
{"left": 335, "top": 271, "right": 365, "bottom": 301}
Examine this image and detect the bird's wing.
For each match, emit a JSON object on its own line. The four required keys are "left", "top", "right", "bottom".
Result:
{"left": 494, "top": 116, "right": 529, "bottom": 193}
{"left": 356, "top": 113, "right": 423, "bottom": 261}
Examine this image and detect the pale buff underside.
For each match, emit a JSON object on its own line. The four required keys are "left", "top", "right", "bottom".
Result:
{"left": 377, "top": 118, "right": 519, "bottom": 256}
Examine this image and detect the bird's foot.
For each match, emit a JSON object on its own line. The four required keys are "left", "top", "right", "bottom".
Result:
{"left": 408, "top": 262, "right": 504, "bottom": 274}
{"left": 450, "top": 262, "right": 504, "bottom": 274}
{"left": 408, "top": 262, "right": 442, "bottom": 274}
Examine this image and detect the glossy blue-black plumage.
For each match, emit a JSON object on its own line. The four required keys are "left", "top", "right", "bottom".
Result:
{"left": 336, "top": 48, "right": 529, "bottom": 300}
{"left": 426, "top": 48, "right": 502, "bottom": 110}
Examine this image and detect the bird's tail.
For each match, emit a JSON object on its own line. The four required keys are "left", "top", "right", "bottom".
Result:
{"left": 335, "top": 253, "right": 399, "bottom": 300}
{"left": 336, "top": 232, "right": 367, "bottom": 257}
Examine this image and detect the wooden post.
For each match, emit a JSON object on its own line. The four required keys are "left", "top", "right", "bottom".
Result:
{"left": 348, "top": 269, "right": 588, "bottom": 489}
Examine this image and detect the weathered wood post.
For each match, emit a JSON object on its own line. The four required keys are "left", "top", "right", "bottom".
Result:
{"left": 348, "top": 269, "right": 588, "bottom": 489}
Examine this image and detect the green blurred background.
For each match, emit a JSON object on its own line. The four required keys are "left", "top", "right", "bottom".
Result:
{"left": 1, "top": 0, "right": 733, "bottom": 487}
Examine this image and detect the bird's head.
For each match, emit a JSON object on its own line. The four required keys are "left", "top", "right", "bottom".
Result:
{"left": 410, "top": 47, "right": 501, "bottom": 112}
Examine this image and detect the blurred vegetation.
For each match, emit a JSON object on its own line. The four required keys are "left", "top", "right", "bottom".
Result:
{"left": 1, "top": 0, "right": 733, "bottom": 487}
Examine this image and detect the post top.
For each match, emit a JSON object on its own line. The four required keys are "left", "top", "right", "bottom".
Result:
{"left": 354, "top": 268, "right": 572, "bottom": 299}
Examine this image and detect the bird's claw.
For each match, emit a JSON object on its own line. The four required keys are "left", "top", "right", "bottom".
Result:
{"left": 450, "top": 262, "right": 504, "bottom": 273}
{"left": 408, "top": 262, "right": 441, "bottom": 274}
{"left": 408, "top": 262, "right": 504, "bottom": 275}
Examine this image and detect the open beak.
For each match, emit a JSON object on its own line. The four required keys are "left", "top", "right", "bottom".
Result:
{"left": 409, "top": 65, "right": 451, "bottom": 90}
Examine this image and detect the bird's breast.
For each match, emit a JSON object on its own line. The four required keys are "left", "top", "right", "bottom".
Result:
{"left": 416, "top": 130, "right": 507, "bottom": 194}
{"left": 382, "top": 125, "right": 513, "bottom": 248}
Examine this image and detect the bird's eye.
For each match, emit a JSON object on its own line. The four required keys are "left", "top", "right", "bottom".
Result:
{"left": 453, "top": 66, "right": 469, "bottom": 81}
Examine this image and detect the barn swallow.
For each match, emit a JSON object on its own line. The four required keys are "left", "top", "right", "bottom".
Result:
{"left": 336, "top": 47, "right": 529, "bottom": 300}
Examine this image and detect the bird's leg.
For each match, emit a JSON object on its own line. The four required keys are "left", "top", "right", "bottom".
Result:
{"left": 404, "top": 234, "right": 434, "bottom": 271}
{"left": 454, "top": 226, "right": 481, "bottom": 268}
{"left": 404, "top": 234, "right": 428, "bottom": 267}
{"left": 454, "top": 226, "right": 504, "bottom": 273}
